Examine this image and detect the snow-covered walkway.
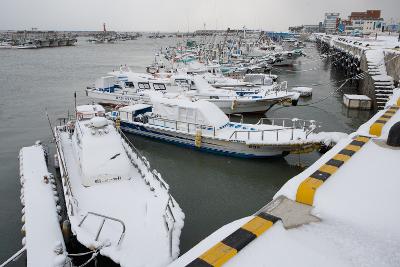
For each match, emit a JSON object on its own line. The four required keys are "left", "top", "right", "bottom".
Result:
{"left": 170, "top": 89, "right": 400, "bottom": 267}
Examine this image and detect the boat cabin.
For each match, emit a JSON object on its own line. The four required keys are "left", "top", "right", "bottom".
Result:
{"left": 151, "top": 97, "right": 229, "bottom": 129}
{"left": 118, "top": 104, "right": 153, "bottom": 122}
{"left": 243, "top": 74, "right": 274, "bottom": 86}
{"left": 76, "top": 104, "right": 105, "bottom": 120}
{"left": 74, "top": 105, "right": 133, "bottom": 186}
{"left": 95, "top": 76, "right": 119, "bottom": 93}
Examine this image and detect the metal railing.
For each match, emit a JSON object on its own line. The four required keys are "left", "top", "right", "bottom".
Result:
{"left": 148, "top": 116, "right": 217, "bottom": 137}
{"left": 78, "top": 212, "right": 126, "bottom": 246}
{"left": 0, "top": 247, "right": 26, "bottom": 267}
{"left": 229, "top": 127, "right": 294, "bottom": 141}
{"left": 257, "top": 117, "right": 319, "bottom": 131}
{"left": 54, "top": 126, "right": 78, "bottom": 216}
{"left": 118, "top": 128, "right": 170, "bottom": 190}
{"left": 267, "top": 81, "right": 288, "bottom": 96}
{"left": 117, "top": 127, "right": 178, "bottom": 256}
{"left": 228, "top": 118, "right": 319, "bottom": 141}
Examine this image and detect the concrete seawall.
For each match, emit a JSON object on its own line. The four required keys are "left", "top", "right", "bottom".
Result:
{"left": 385, "top": 51, "right": 400, "bottom": 86}
{"left": 316, "top": 34, "right": 399, "bottom": 110}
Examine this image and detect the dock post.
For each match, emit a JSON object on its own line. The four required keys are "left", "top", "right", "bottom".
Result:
{"left": 62, "top": 220, "right": 71, "bottom": 245}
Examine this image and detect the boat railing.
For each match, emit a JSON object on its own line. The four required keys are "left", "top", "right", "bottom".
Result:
{"left": 267, "top": 81, "right": 288, "bottom": 96}
{"left": 229, "top": 127, "right": 294, "bottom": 141}
{"left": 118, "top": 127, "right": 170, "bottom": 190}
{"left": 148, "top": 116, "right": 217, "bottom": 137}
{"left": 229, "top": 118, "right": 319, "bottom": 141}
{"left": 78, "top": 211, "right": 126, "bottom": 246}
{"left": 257, "top": 117, "right": 319, "bottom": 132}
{"left": 117, "top": 127, "right": 178, "bottom": 255}
{"left": 54, "top": 126, "right": 79, "bottom": 216}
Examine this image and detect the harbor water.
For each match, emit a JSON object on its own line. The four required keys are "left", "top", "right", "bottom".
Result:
{"left": 0, "top": 37, "right": 373, "bottom": 265}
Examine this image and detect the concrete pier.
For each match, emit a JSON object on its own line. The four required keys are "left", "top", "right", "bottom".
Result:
{"left": 316, "top": 34, "right": 400, "bottom": 110}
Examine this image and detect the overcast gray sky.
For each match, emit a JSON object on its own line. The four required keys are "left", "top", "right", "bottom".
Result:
{"left": 0, "top": 0, "right": 399, "bottom": 32}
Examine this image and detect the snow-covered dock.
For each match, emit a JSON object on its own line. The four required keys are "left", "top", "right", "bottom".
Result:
{"left": 170, "top": 89, "right": 400, "bottom": 267}
{"left": 19, "top": 143, "right": 68, "bottom": 267}
{"left": 316, "top": 34, "right": 399, "bottom": 110}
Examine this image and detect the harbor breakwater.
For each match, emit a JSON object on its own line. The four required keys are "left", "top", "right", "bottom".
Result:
{"left": 0, "top": 31, "right": 77, "bottom": 48}
{"left": 316, "top": 34, "right": 400, "bottom": 110}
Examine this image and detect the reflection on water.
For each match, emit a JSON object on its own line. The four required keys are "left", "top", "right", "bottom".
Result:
{"left": 0, "top": 39, "right": 374, "bottom": 265}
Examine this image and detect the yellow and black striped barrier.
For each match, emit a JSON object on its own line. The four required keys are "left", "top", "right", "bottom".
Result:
{"left": 369, "top": 105, "right": 399, "bottom": 137}
{"left": 187, "top": 212, "right": 280, "bottom": 267}
{"left": 296, "top": 136, "right": 370, "bottom": 205}
{"left": 187, "top": 136, "right": 371, "bottom": 266}
{"left": 115, "top": 117, "right": 121, "bottom": 129}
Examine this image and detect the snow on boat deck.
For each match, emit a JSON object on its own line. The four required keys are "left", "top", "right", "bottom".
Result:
{"left": 19, "top": 144, "right": 67, "bottom": 267}
{"left": 58, "top": 120, "right": 184, "bottom": 267}
{"left": 170, "top": 90, "right": 400, "bottom": 267}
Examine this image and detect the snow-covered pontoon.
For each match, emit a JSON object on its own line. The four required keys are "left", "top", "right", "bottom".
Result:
{"left": 54, "top": 104, "right": 184, "bottom": 266}
{"left": 108, "top": 96, "right": 340, "bottom": 158}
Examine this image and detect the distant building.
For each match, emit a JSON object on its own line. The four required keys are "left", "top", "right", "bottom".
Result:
{"left": 385, "top": 23, "right": 400, "bottom": 33}
{"left": 303, "top": 25, "right": 320, "bottom": 33}
{"left": 324, "top": 12, "right": 340, "bottom": 33}
{"left": 288, "top": 26, "right": 304, "bottom": 33}
{"left": 349, "top": 10, "right": 381, "bottom": 21}
{"left": 348, "top": 10, "right": 384, "bottom": 34}
{"left": 288, "top": 24, "right": 320, "bottom": 34}
{"left": 318, "top": 22, "right": 324, "bottom": 33}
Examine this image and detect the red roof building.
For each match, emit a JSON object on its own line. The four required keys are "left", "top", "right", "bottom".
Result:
{"left": 349, "top": 10, "right": 381, "bottom": 21}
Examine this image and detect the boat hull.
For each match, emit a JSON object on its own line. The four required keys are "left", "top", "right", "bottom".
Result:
{"left": 87, "top": 89, "right": 289, "bottom": 114}
{"left": 87, "top": 89, "right": 142, "bottom": 105}
{"left": 119, "top": 121, "right": 314, "bottom": 158}
{"left": 207, "top": 97, "right": 286, "bottom": 114}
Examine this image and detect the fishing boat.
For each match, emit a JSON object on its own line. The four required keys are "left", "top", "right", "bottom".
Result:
{"left": 107, "top": 96, "right": 331, "bottom": 158}
{"left": 14, "top": 41, "right": 37, "bottom": 49}
{"left": 0, "top": 41, "right": 12, "bottom": 49}
{"left": 86, "top": 72, "right": 294, "bottom": 114}
{"left": 54, "top": 104, "right": 184, "bottom": 266}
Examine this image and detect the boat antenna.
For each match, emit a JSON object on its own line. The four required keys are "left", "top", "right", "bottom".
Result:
{"left": 45, "top": 109, "right": 56, "bottom": 138}
{"left": 74, "top": 91, "right": 77, "bottom": 119}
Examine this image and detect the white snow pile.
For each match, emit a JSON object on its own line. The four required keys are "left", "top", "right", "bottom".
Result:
{"left": 314, "top": 131, "right": 348, "bottom": 146}
{"left": 169, "top": 92, "right": 400, "bottom": 267}
{"left": 19, "top": 143, "right": 67, "bottom": 267}
{"left": 291, "top": 87, "right": 312, "bottom": 96}
{"left": 385, "top": 88, "right": 400, "bottom": 107}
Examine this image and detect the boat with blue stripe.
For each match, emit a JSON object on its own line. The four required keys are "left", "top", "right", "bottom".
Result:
{"left": 107, "top": 95, "right": 330, "bottom": 158}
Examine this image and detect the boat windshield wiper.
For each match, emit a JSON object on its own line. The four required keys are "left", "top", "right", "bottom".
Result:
{"left": 110, "top": 153, "right": 121, "bottom": 160}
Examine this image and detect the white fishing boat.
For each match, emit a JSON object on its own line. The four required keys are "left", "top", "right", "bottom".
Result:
{"left": 0, "top": 41, "right": 12, "bottom": 49}
{"left": 107, "top": 96, "right": 334, "bottom": 158}
{"left": 54, "top": 104, "right": 184, "bottom": 267}
{"left": 176, "top": 75, "right": 294, "bottom": 113}
{"left": 86, "top": 69, "right": 294, "bottom": 114}
{"left": 13, "top": 41, "right": 38, "bottom": 49}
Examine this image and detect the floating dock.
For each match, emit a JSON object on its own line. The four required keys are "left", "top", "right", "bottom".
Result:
{"left": 170, "top": 88, "right": 400, "bottom": 267}
{"left": 343, "top": 94, "right": 372, "bottom": 109}
{"left": 18, "top": 142, "right": 68, "bottom": 266}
